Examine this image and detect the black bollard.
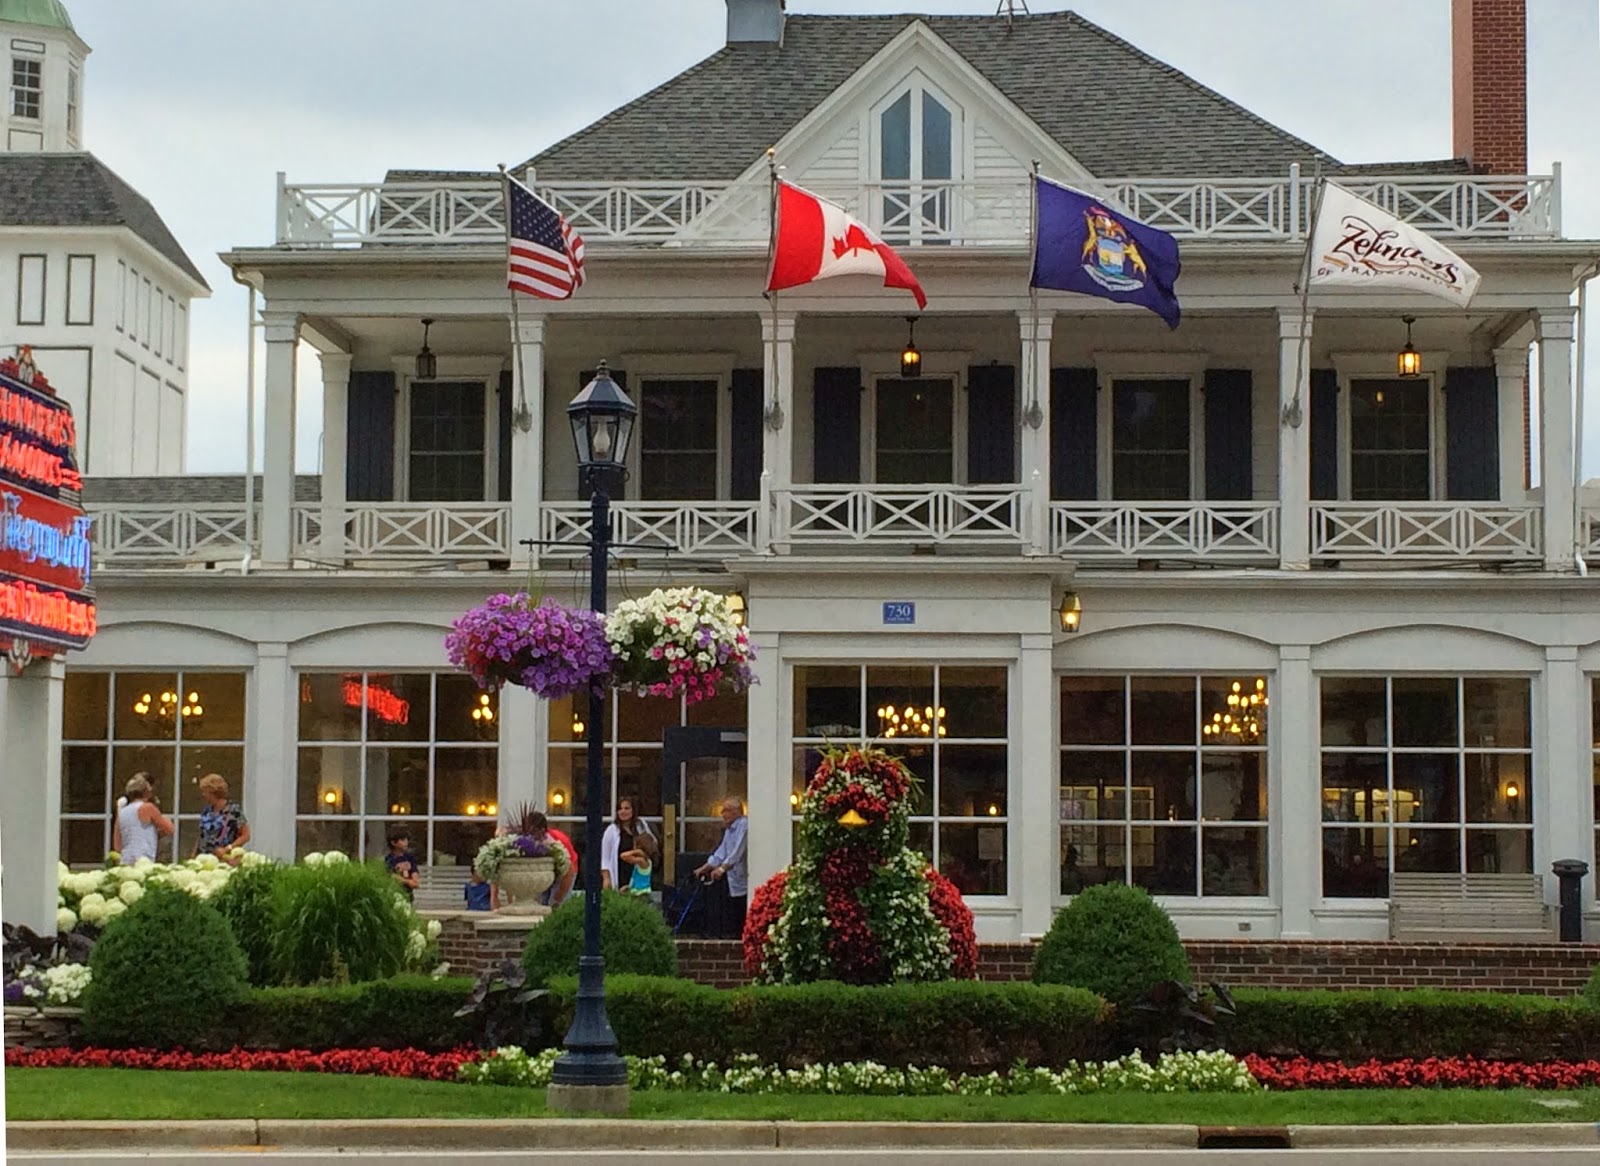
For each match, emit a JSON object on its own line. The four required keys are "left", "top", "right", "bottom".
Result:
{"left": 1551, "top": 859, "right": 1589, "bottom": 943}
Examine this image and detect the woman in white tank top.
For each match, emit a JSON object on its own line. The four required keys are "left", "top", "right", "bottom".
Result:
{"left": 112, "top": 773, "right": 174, "bottom": 864}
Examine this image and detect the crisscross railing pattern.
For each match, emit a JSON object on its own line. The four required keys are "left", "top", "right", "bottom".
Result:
{"left": 539, "top": 501, "right": 760, "bottom": 559}
{"left": 779, "top": 486, "right": 1029, "bottom": 545}
{"left": 293, "top": 503, "right": 511, "bottom": 560}
{"left": 1310, "top": 503, "right": 1541, "bottom": 560}
{"left": 1051, "top": 503, "right": 1279, "bottom": 561}
{"left": 88, "top": 504, "right": 252, "bottom": 565}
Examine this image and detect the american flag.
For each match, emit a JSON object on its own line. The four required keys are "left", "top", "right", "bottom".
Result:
{"left": 505, "top": 176, "right": 585, "bottom": 300}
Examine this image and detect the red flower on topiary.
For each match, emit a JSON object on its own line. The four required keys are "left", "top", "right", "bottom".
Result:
{"left": 743, "top": 870, "right": 788, "bottom": 978}
{"left": 926, "top": 868, "right": 978, "bottom": 979}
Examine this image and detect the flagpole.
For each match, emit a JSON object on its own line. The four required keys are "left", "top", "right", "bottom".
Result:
{"left": 498, "top": 164, "right": 532, "bottom": 434}
{"left": 1285, "top": 165, "right": 1326, "bottom": 429}
{"left": 764, "top": 147, "right": 783, "bottom": 430}
{"left": 1023, "top": 160, "right": 1043, "bottom": 430}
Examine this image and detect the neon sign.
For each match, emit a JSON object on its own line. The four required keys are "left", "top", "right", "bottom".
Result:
{"left": 342, "top": 678, "right": 411, "bottom": 726}
{"left": 0, "top": 352, "right": 94, "bottom": 659}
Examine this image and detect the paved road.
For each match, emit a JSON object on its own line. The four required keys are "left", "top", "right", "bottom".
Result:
{"left": 11, "top": 1151, "right": 1600, "bottom": 1164}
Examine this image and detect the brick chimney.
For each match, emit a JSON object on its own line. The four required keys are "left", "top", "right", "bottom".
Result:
{"left": 726, "top": 0, "right": 785, "bottom": 46}
{"left": 1451, "top": 0, "right": 1527, "bottom": 174}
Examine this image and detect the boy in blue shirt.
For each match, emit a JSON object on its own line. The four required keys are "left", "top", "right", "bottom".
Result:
{"left": 384, "top": 830, "right": 420, "bottom": 901}
{"left": 465, "top": 870, "right": 495, "bottom": 911}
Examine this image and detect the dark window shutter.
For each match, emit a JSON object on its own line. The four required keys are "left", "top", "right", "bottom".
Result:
{"left": 1445, "top": 365, "right": 1499, "bottom": 500}
{"left": 813, "top": 367, "right": 861, "bottom": 483}
{"left": 1203, "top": 368, "right": 1253, "bottom": 500}
{"left": 966, "top": 365, "right": 1016, "bottom": 484}
{"left": 1050, "top": 367, "right": 1097, "bottom": 500}
{"left": 346, "top": 370, "right": 395, "bottom": 501}
{"left": 1309, "top": 368, "right": 1338, "bottom": 501}
{"left": 730, "top": 367, "right": 763, "bottom": 500}
{"left": 497, "top": 369, "right": 513, "bottom": 502}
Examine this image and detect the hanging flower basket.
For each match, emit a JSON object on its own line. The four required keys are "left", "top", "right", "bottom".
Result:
{"left": 605, "top": 586, "right": 757, "bottom": 705}
{"left": 445, "top": 592, "right": 614, "bottom": 700}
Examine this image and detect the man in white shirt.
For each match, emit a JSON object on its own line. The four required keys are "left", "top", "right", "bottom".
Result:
{"left": 695, "top": 797, "right": 749, "bottom": 938}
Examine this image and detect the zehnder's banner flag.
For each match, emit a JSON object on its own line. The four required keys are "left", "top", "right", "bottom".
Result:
{"left": 766, "top": 180, "right": 927, "bottom": 308}
{"left": 1307, "top": 182, "right": 1480, "bottom": 306}
{"left": 1030, "top": 176, "right": 1182, "bottom": 329}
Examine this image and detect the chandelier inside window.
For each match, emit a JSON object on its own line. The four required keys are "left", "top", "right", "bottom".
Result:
{"left": 133, "top": 687, "right": 203, "bottom": 729}
{"left": 1203, "top": 678, "right": 1267, "bottom": 741}
{"left": 878, "top": 703, "right": 947, "bottom": 739}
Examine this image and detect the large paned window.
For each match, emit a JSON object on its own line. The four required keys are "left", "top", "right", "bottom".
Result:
{"left": 297, "top": 672, "right": 498, "bottom": 865}
{"left": 875, "top": 376, "right": 954, "bottom": 483}
{"left": 793, "top": 665, "right": 1009, "bottom": 896}
{"left": 61, "top": 671, "right": 248, "bottom": 864}
{"left": 408, "top": 381, "right": 485, "bottom": 501}
{"left": 1349, "top": 378, "right": 1431, "bottom": 500}
{"left": 11, "top": 56, "right": 41, "bottom": 119}
{"left": 639, "top": 378, "right": 718, "bottom": 500}
{"left": 546, "top": 688, "right": 747, "bottom": 880}
{"left": 1059, "top": 675, "right": 1268, "bottom": 898}
{"left": 1112, "top": 380, "right": 1191, "bottom": 500}
{"left": 878, "top": 80, "right": 956, "bottom": 243}
{"left": 1321, "top": 677, "right": 1531, "bottom": 897}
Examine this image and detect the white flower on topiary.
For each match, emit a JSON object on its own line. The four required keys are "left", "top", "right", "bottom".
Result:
{"left": 76, "top": 892, "right": 108, "bottom": 925}
{"left": 118, "top": 881, "right": 144, "bottom": 905}
{"left": 56, "top": 907, "right": 77, "bottom": 932}
{"left": 426, "top": 919, "right": 442, "bottom": 941}
{"left": 101, "top": 897, "right": 127, "bottom": 920}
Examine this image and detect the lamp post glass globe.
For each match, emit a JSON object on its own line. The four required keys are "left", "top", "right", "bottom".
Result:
{"left": 567, "top": 361, "right": 637, "bottom": 480}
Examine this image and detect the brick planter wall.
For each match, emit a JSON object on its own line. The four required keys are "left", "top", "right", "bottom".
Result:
{"left": 433, "top": 913, "right": 541, "bottom": 977}
{"left": 3, "top": 1007, "right": 82, "bottom": 1050}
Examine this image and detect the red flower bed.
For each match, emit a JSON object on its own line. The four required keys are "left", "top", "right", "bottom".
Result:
{"left": 6, "top": 1046, "right": 476, "bottom": 1081}
{"left": 1245, "top": 1054, "right": 1600, "bottom": 1091}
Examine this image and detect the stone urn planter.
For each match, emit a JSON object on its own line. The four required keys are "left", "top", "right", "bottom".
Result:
{"left": 496, "top": 856, "right": 556, "bottom": 916}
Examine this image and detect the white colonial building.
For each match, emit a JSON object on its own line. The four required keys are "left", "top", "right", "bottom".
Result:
{"left": 17, "top": 0, "right": 1600, "bottom": 943}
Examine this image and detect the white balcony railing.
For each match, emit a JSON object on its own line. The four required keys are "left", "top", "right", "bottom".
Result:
{"left": 1051, "top": 502, "right": 1280, "bottom": 561}
{"left": 1310, "top": 503, "right": 1542, "bottom": 561}
{"left": 777, "top": 486, "right": 1031, "bottom": 546}
{"left": 539, "top": 501, "right": 761, "bottom": 559}
{"left": 88, "top": 503, "right": 253, "bottom": 565}
{"left": 293, "top": 503, "right": 511, "bottom": 561}
{"left": 276, "top": 170, "right": 1560, "bottom": 248}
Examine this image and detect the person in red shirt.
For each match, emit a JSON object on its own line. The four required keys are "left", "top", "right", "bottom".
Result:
{"left": 527, "top": 811, "right": 578, "bottom": 907}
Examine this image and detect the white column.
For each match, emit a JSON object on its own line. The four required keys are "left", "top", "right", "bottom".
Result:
{"left": 248, "top": 643, "right": 295, "bottom": 860}
{"left": 1277, "top": 310, "right": 1314, "bottom": 570}
{"left": 0, "top": 657, "right": 65, "bottom": 934}
{"left": 1274, "top": 644, "right": 1318, "bottom": 937}
{"left": 1018, "top": 310, "right": 1054, "bottom": 555}
{"left": 317, "top": 352, "right": 352, "bottom": 563}
{"left": 497, "top": 686, "right": 542, "bottom": 817}
{"left": 509, "top": 315, "right": 547, "bottom": 569}
{"left": 744, "top": 629, "right": 786, "bottom": 885}
{"left": 1494, "top": 345, "right": 1527, "bottom": 503}
{"left": 760, "top": 313, "right": 796, "bottom": 553}
{"left": 1538, "top": 307, "right": 1577, "bottom": 571}
{"left": 259, "top": 312, "right": 301, "bottom": 569}
{"left": 1541, "top": 647, "right": 1588, "bottom": 897}
{"left": 1016, "top": 632, "right": 1056, "bottom": 937}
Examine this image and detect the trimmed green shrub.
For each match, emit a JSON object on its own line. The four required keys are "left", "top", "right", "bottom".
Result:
{"left": 1584, "top": 964, "right": 1600, "bottom": 1009}
{"left": 547, "top": 975, "right": 1109, "bottom": 1070}
{"left": 235, "top": 976, "right": 477, "bottom": 1051}
{"left": 521, "top": 891, "right": 677, "bottom": 987}
{"left": 211, "top": 861, "right": 285, "bottom": 986}
{"left": 80, "top": 883, "right": 249, "bottom": 1049}
{"left": 1224, "top": 988, "right": 1600, "bottom": 1061}
{"left": 1032, "top": 883, "right": 1190, "bottom": 1006}
{"left": 270, "top": 860, "right": 411, "bottom": 985}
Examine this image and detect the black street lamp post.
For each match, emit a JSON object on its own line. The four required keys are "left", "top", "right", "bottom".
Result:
{"left": 548, "top": 361, "right": 636, "bottom": 1111}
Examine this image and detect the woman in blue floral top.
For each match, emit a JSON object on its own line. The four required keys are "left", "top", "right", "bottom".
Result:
{"left": 195, "top": 773, "right": 250, "bottom": 860}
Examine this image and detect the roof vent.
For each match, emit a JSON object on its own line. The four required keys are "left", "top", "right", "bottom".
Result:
{"left": 726, "top": 0, "right": 784, "bottom": 46}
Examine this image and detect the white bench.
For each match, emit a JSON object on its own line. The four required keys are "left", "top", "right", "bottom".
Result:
{"left": 1388, "top": 871, "right": 1553, "bottom": 942}
{"left": 414, "top": 865, "right": 472, "bottom": 912}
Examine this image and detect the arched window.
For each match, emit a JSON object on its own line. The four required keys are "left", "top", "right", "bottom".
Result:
{"left": 875, "top": 78, "right": 959, "bottom": 244}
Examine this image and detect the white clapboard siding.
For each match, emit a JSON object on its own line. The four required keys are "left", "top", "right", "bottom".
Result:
{"left": 973, "top": 125, "right": 1027, "bottom": 184}
{"left": 802, "top": 125, "right": 861, "bottom": 188}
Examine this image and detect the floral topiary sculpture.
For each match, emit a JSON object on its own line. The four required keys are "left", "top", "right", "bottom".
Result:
{"left": 744, "top": 745, "right": 977, "bottom": 984}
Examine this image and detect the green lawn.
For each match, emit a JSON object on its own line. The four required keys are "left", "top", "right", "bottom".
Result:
{"left": 8, "top": 1069, "right": 1600, "bottom": 1125}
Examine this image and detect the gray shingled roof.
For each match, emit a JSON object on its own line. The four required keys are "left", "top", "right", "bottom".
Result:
{"left": 82, "top": 474, "right": 320, "bottom": 505}
{"left": 0, "top": 153, "right": 209, "bottom": 288}
{"left": 520, "top": 11, "right": 1466, "bottom": 182}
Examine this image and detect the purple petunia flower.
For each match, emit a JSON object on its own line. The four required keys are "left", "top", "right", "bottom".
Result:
{"left": 445, "top": 593, "right": 615, "bottom": 701}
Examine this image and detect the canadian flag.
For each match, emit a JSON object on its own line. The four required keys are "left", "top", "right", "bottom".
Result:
{"left": 766, "top": 180, "right": 927, "bottom": 309}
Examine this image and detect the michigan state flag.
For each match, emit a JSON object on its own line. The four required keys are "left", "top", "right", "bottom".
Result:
{"left": 1030, "top": 176, "right": 1182, "bottom": 329}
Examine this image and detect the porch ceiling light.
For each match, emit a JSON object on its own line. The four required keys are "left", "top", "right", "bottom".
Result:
{"left": 416, "top": 318, "right": 438, "bottom": 381}
{"left": 900, "top": 316, "right": 922, "bottom": 378}
{"left": 1059, "top": 591, "right": 1082, "bottom": 634}
{"left": 568, "top": 360, "right": 637, "bottom": 476}
{"left": 1396, "top": 316, "right": 1422, "bottom": 379}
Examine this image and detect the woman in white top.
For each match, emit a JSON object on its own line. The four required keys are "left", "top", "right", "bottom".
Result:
{"left": 112, "top": 773, "right": 174, "bottom": 864}
{"left": 600, "top": 797, "right": 654, "bottom": 890}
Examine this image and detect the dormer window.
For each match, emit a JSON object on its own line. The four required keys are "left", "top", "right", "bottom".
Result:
{"left": 11, "top": 56, "right": 41, "bottom": 120}
{"left": 875, "top": 76, "right": 959, "bottom": 244}
{"left": 66, "top": 64, "right": 79, "bottom": 138}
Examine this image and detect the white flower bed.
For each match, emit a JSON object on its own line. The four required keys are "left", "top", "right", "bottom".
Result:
{"left": 459, "top": 1047, "right": 1262, "bottom": 1095}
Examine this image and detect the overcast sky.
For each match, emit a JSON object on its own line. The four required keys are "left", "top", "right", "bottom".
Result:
{"left": 67, "top": 0, "right": 1600, "bottom": 476}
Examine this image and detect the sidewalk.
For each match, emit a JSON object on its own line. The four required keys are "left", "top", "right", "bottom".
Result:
{"left": 9, "top": 1118, "right": 1600, "bottom": 1152}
